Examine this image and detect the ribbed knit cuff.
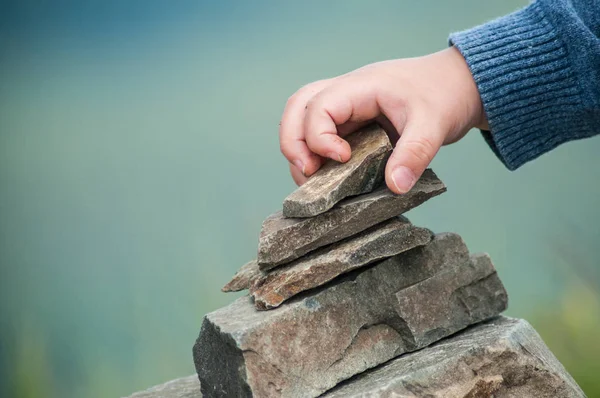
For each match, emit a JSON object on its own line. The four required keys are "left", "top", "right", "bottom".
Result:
{"left": 449, "top": 2, "right": 585, "bottom": 170}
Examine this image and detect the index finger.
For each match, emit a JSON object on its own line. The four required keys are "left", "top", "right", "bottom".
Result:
{"left": 303, "top": 77, "right": 381, "bottom": 162}
{"left": 279, "top": 80, "right": 331, "bottom": 176}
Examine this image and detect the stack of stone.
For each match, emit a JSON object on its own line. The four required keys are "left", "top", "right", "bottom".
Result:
{"left": 220, "top": 125, "right": 451, "bottom": 313}
{"left": 125, "top": 125, "right": 585, "bottom": 397}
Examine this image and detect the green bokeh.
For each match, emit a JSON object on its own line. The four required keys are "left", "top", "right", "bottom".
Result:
{"left": 1, "top": 1, "right": 598, "bottom": 396}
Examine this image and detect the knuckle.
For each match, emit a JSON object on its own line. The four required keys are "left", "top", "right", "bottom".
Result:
{"left": 305, "top": 95, "right": 320, "bottom": 112}
{"left": 326, "top": 134, "right": 346, "bottom": 146}
{"left": 279, "top": 141, "right": 292, "bottom": 158}
{"left": 305, "top": 135, "right": 327, "bottom": 153}
{"left": 401, "top": 137, "right": 436, "bottom": 164}
{"left": 287, "top": 82, "right": 320, "bottom": 108}
{"left": 304, "top": 133, "right": 318, "bottom": 148}
{"left": 285, "top": 92, "right": 301, "bottom": 108}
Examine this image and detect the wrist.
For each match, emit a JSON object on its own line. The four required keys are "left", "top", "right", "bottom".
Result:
{"left": 446, "top": 46, "right": 488, "bottom": 132}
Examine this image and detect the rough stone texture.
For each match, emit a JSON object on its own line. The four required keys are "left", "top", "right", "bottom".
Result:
{"left": 194, "top": 234, "right": 508, "bottom": 398}
{"left": 124, "top": 375, "right": 201, "bottom": 398}
{"left": 221, "top": 260, "right": 260, "bottom": 292}
{"left": 128, "top": 318, "right": 584, "bottom": 398}
{"left": 250, "top": 217, "right": 432, "bottom": 310}
{"left": 258, "top": 169, "right": 446, "bottom": 269}
{"left": 282, "top": 124, "right": 392, "bottom": 218}
{"left": 323, "top": 316, "right": 585, "bottom": 398}
{"left": 394, "top": 252, "right": 508, "bottom": 349}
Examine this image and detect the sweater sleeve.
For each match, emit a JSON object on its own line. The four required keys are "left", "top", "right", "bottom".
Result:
{"left": 449, "top": 0, "right": 600, "bottom": 170}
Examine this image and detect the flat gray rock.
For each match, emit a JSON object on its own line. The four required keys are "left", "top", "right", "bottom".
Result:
{"left": 323, "top": 316, "right": 585, "bottom": 398}
{"left": 124, "top": 375, "right": 201, "bottom": 398}
{"left": 282, "top": 124, "right": 392, "bottom": 218}
{"left": 394, "top": 252, "right": 508, "bottom": 349}
{"left": 221, "top": 260, "right": 260, "bottom": 292}
{"left": 129, "top": 318, "right": 583, "bottom": 398}
{"left": 193, "top": 234, "right": 507, "bottom": 398}
{"left": 250, "top": 217, "right": 432, "bottom": 310}
{"left": 258, "top": 169, "right": 446, "bottom": 269}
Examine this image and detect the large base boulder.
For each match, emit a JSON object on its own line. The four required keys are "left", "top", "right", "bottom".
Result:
{"left": 126, "top": 318, "right": 584, "bottom": 398}
{"left": 324, "top": 316, "right": 585, "bottom": 398}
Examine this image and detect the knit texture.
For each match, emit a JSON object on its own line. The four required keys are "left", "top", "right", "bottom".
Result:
{"left": 450, "top": 0, "right": 600, "bottom": 170}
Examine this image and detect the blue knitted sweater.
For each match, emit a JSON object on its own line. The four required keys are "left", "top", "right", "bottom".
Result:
{"left": 450, "top": 0, "right": 599, "bottom": 170}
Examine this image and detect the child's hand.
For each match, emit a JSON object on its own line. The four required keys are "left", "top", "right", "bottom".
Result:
{"left": 279, "top": 46, "right": 488, "bottom": 193}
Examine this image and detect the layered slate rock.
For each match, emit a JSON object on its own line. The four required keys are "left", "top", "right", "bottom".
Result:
{"left": 250, "top": 217, "right": 432, "bottom": 310}
{"left": 323, "top": 316, "right": 585, "bottom": 398}
{"left": 394, "top": 252, "right": 508, "bottom": 349}
{"left": 128, "top": 319, "right": 584, "bottom": 397}
{"left": 258, "top": 169, "right": 446, "bottom": 269}
{"left": 221, "top": 260, "right": 260, "bottom": 293}
{"left": 282, "top": 124, "right": 392, "bottom": 218}
{"left": 193, "top": 234, "right": 507, "bottom": 398}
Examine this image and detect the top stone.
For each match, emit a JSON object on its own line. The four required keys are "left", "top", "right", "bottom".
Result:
{"left": 283, "top": 124, "right": 392, "bottom": 218}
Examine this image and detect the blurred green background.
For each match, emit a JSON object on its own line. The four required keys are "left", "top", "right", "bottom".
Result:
{"left": 1, "top": 1, "right": 599, "bottom": 397}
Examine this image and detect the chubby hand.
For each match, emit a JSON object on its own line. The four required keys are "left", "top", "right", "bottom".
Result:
{"left": 279, "top": 46, "right": 487, "bottom": 193}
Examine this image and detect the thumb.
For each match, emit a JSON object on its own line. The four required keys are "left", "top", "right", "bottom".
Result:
{"left": 384, "top": 117, "right": 445, "bottom": 194}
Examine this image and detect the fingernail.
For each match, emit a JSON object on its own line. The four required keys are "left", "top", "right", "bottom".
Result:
{"left": 294, "top": 160, "right": 306, "bottom": 176}
{"left": 391, "top": 166, "right": 416, "bottom": 194}
{"left": 327, "top": 152, "right": 342, "bottom": 162}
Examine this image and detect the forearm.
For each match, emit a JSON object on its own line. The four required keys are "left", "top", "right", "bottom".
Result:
{"left": 450, "top": 0, "right": 600, "bottom": 170}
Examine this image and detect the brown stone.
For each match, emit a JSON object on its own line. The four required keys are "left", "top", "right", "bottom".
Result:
{"left": 221, "top": 260, "right": 261, "bottom": 293}
{"left": 393, "top": 252, "right": 508, "bottom": 349}
{"left": 129, "top": 319, "right": 584, "bottom": 397}
{"left": 282, "top": 124, "right": 392, "bottom": 218}
{"left": 323, "top": 317, "right": 585, "bottom": 398}
{"left": 258, "top": 169, "right": 446, "bottom": 269}
{"left": 193, "top": 234, "right": 508, "bottom": 398}
{"left": 251, "top": 217, "right": 432, "bottom": 310}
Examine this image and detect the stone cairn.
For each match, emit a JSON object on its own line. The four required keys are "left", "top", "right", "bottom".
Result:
{"left": 127, "top": 125, "right": 585, "bottom": 397}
